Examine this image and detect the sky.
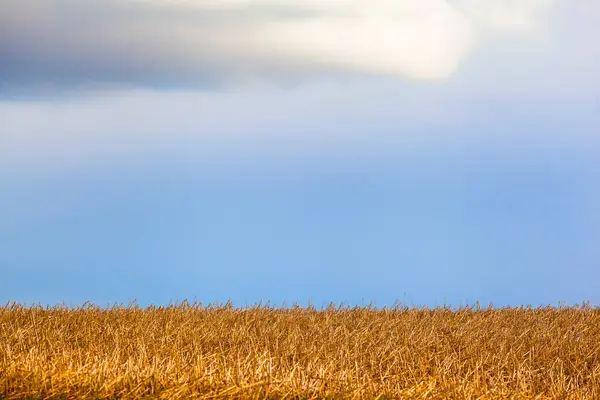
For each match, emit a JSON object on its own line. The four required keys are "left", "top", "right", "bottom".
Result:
{"left": 1, "top": 0, "right": 599, "bottom": 309}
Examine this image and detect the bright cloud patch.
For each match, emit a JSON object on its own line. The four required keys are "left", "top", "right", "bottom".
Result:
{"left": 0, "top": 0, "right": 552, "bottom": 94}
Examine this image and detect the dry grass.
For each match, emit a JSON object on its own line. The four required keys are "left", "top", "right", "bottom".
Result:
{"left": 1, "top": 301, "right": 599, "bottom": 399}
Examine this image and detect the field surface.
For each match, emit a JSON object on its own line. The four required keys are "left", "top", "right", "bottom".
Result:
{"left": 1, "top": 302, "right": 599, "bottom": 399}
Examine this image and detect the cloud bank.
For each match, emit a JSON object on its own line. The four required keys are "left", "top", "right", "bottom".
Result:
{"left": 0, "top": 0, "right": 552, "bottom": 93}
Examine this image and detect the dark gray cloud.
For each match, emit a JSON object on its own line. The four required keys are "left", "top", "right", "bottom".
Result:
{"left": 0, "top": 0, "right": 572, "bottom": 97}
{"left": 0, "top": 1, "right": 282, "bottom": 93}
{"left": 0, "top": 0, "right": 484, "bottom": 95}
{"left": 1, "top": 1, "right": 599, "bottom": 169}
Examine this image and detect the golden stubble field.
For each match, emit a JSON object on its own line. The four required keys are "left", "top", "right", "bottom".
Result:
{"left": 0, "top": 301, "right": 599, "bottom": 399}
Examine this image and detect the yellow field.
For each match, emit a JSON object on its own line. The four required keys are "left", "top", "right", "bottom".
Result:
{"left": 1, "top": 302, "right": 599, "bottom": 399}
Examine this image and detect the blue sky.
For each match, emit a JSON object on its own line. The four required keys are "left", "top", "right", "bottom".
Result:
{"left": 1, "top": 0, "right": 599, "bottom": 308}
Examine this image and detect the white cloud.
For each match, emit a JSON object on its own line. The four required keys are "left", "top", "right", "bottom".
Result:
{"left": 0, "top": 0, "right": 554, "bottom": 93}
{"left": 456, "top": 0, "right": 552, "bottom": 33}
{"left": 2, "top": 0, "right": 599, "bottom": 172}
